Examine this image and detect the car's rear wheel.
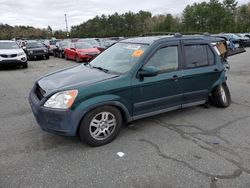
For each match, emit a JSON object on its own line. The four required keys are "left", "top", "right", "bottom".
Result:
{"left": 212, "top": 83, "right": 231, "bottom": 108}
{"left": 79, "top": 106, "right": 123, "bottom": 146}
{"left": 46, "top": 55, "right": 49, "bottom": 59}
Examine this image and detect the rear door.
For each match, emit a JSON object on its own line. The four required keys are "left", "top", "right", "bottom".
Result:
{"left": 131, "top": 41, "right": 183, "bottom": 117}
{"left": 181, "top": 40, "right": 223, "bottom": 106}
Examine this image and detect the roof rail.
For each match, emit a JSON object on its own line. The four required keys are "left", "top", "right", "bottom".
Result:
{"left": 174, "top": 33, "right": 182, "bottom": 38}
{"left": 140, "top": 32, "right": 175, "bottom": 37}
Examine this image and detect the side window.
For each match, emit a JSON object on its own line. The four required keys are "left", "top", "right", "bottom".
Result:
{"left": 184, "top": 44, "right": 215, "bottom": 68}
{"left": 207, "top": 46, "right": 215, "bottom": 65}
{"left": 146, "top": 46, "right": 178, "bottom": 72}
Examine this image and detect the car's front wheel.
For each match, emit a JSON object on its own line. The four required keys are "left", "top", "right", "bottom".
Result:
{"left": 212, "top": 83, "right": 231, "bottom": 108}
{"left": 75, "top": 55, "right": 80, "bottom": 63}
{"left": 22, "top": 62, "right": 28, "bottom": 69}
{"left": 79, "top": 106, "right": 123, "bottom": 146}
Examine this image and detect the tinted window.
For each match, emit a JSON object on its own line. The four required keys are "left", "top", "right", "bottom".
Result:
{"left": 207, "top": 46, "right": 215, "bottom": 65}
{"left": 26, "top": 42, "right": 44, "bottom": 48}
{"left": 184, "top": 45, "right": 214, "bottom": 68}
{"left": 146, "top": 46, "right": 178, "bottom": 72}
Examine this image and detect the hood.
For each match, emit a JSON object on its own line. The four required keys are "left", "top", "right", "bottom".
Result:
{"left": 77, "top": 48, "right": 100, "bottom": 54}
{"left": 38, "top": 65, "right": 118, "bottom": 94}
{"left": 0, "top": 48, "right": 23, "bottom": 54}
{"left": 27, "top": 47, "right": 47, "bottom": 51}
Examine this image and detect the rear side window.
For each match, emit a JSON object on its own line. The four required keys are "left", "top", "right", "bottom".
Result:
{"left": 146, "top": 46, "right": 178, "bottom": 72}
{"left": 184, "top": 45, "right": 215, "bottom": 68}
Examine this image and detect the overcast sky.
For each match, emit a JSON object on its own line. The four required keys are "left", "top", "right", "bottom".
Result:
{"left": 0, "top": 0, "right": 249, "bottom": 30}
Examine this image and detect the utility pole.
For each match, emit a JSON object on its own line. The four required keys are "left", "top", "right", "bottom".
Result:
{"left": 64, "top": 14, "right": 69, "bottom": 37}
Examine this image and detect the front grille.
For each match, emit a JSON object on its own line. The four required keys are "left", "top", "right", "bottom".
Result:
{"left": 0, "top": 54, "right": 17, "bottom": 58}
{"left": 34, "top": 50, "right": 45, "bottom": 54}
{"left": 35, "top": 84, "right": 46, "bottom": 100}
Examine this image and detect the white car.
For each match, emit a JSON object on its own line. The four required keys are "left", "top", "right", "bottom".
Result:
{"left": 0, "top": 40, "right": 28, "bottom": 68}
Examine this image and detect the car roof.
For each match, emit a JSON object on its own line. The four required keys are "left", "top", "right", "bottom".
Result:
{"left": 120, "top": 35, "right": 225, "bottom": 45}
{"left": 26, "top": 40, "right": 40, "bottom": 43}
{"left": 0, "top": 40, "right": 16, "bottom": 42}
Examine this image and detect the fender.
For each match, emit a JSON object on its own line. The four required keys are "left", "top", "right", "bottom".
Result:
{"left": 71, "top": 95, "right": 132, "bottom": 135}
{"left": 210, "top": 70, "right": 227, "bottom": 92}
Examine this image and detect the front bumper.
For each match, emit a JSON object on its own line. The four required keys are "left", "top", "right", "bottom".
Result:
{"left": 28, "top": 85, "right": 81, "bottom": 136}
{"left": 0, "top": 55, "right": 27, "bottom": 66}
{"left": 78, "top": 53, "right": 99, "bottom": 61}
{"left": 28, "top": 52, "right": 48, "bottom": 59}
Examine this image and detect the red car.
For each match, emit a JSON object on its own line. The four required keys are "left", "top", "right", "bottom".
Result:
{"left": 64, "top": 42, "right": 101, "bottom": 62}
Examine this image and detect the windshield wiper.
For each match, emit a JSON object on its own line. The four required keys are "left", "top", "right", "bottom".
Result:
{"left": 92, "top": 66, "right": 109, "bottom": 73}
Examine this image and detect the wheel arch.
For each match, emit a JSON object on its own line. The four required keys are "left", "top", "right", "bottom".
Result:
{"left": 74, "top": 100, "right": 132, "bottom": 136}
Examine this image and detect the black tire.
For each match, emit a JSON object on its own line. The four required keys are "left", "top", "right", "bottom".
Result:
{"left": 23, "top": 62, "right": 28, "bottom": 69}
{"left": 54, "top": 52, "right": 57, "bottom": 57}
{"left": 46, "top": 55, "right": 49, "bottom": 59}
{"left": 212, "top": 83, "right": 231, "bottom": 108}
{"left": 79, "top": 106, "right": 123, "bottom": 146}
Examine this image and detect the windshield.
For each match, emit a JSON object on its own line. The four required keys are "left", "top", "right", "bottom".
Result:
{"left": 26, "top": 42, "right": 44, "bottom": 48}
{"left": 60, "top": 41, "right": 70, "bottom": 47}
{"left": 79, "top": 39, "right": 99, "bottom": 46}
{"left": 90, "top": 42, "right": 148, "bottom": 74}
{"left": 49, "top": 40, "right": 59, "bottom": 45}
{"left": 75, "top": 42, "right": 92, "bottom": 49}
{"left": 0, "top": 42, "right": 19, "bottom": 49}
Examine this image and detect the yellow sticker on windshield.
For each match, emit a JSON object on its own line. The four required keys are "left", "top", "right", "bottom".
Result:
{"left": 132, "top": 49, "right": 144, "bottom": 57}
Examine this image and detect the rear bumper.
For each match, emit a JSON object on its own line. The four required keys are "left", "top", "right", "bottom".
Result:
{"left": 28, "top": 85, "right": 82, "bottom": 136}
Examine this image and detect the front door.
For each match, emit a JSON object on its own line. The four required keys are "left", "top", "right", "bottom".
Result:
{"left": 131, "top": 43, "right": 183, "bottom": 117}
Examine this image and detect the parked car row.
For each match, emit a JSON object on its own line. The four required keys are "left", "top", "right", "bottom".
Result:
{"left": 52, "top": 38, "right": 120, "bottom": 63}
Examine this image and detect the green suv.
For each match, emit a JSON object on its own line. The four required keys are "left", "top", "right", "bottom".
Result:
{"left": 29, "top": 35, "right": 231, "bottom": 146}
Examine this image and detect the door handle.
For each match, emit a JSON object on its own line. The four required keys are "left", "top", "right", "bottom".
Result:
{"left": 172, "top": 75, "right": 179, "bottom": 81}
{"left": 214, "top": 68, "right": 219, "bottom": 72}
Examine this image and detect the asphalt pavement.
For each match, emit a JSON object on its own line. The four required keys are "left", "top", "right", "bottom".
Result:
{"left": 0, "top": 51, "right": 250, "bottom": 188}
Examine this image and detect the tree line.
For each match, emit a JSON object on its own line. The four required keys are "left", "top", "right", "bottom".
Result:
{"left": 0, "top": 0, "right": 250, "bottom": 40}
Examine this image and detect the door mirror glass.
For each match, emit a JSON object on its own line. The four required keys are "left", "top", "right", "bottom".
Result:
{"left": 139, "top": 66, "right": 159, "bottom": 77}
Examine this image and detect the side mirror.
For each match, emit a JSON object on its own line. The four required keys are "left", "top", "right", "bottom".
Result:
{"left": 22, "top": 46, "right": 27, "bottom": 50}
{"left": 138, "top": 66, "right": 159, "bottom": 78}
{"left": 70, "top": 48, "right": 76, "bottom": 51}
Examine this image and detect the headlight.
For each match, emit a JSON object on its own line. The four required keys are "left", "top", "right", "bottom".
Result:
{"left": 44, "top": 49, "right": 47, "bottom": 53}
{"left": 29, "top": 50, "right": 33, "bottom": 54}
{"left": 44, "top": 90, "right": 78, "bottom": 109}
{"left": 17, "top": 52, "right": 25, "bottom": 56}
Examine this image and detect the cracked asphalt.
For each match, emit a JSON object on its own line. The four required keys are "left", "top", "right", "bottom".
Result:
{"left": 0, "top": 50, "right": 250, "bottom": 188}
